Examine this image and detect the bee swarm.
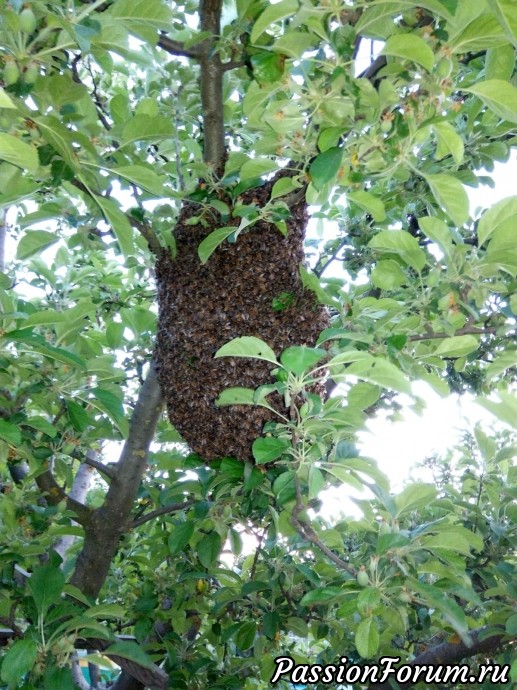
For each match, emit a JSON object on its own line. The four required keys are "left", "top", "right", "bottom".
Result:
{"left": 155, "top": 177, "right": 329, "bottom": 462}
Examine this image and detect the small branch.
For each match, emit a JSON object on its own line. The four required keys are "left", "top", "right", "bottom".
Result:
{"left": 222, "top": 58, "right": 246, "bottom": 71}
{"left": 359, "top": 55, "right": 387, "bottom": 81}
{"left": 70, "top": 179, "right": 163, "bottom": 255}
{"left": 157, "top": 34, "right": 202, "bottom": 59}
{"left": 131, "top": 500, "right": 195, "bottom": 528}
{"left": 368, "top": 626, "right": 513, "bottom": 690}
{"left": 35, "top": 465, "right": 91, "bottom": 525}
{"left": 291, "top": 475, "right": 356, "bottom": 576}
{"left": 408, "top": 325, "right": 501, "bottom": 342}
{"left": 81, "top": 453, "right": 116, "bottom": 480}
{"left": 249, "top": 526, "right": 267, "bottom": 580}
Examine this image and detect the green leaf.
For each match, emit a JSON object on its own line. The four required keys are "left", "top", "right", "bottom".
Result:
{"left": 240, "top": 156, "right": 278, "bottom": 181}
{"left": 355, "top": 617, "right": 380, "bottom": 658}
{"left": 450, "top": 13, "right": 506, "bottom": 52}
{"left": 347, "top": 190, "right": 386, "bottom": 222}
{"left": 477, "top": 196, "right": 517, "bottom": 245}
{"left": 84, "top": 603, "right": 126, "bottom": 619}
{"left": 29, "top": 563, "right": 65, "bottom": 617}
{"left": 272, "top": 470, "right": 296, "bottom": 505}
{"left": 91, "top": 387, "right": 127, "bottom": 436}
{"left": 44, "top": 666, "right": 74, "bottom": 690}
{"left": 309, "top": 147, "right": 343, "bottom": 191}
{"left": 215, "top": 387, "right": 256, "bottom": 407}
{"left": 197, "top": 532, "right": 222, "bottom": 568}
{"left": 463, "top": 80, "right": 517, "bottom": 123}
{"left": 485, "top": 44, "right": 515, "bottom": 80}
{"left": 308, "top": 465, "right": 325, "bottom": 499}
{"left": 380, "top": 34, "right": 434, "bottom": 71}
{"left": 434, "top": 335, "right": 479, "bottom": 357}
{"left": 104, "top": 641, "right": 156, "bottom": 670}
{"left": 408, "top": 578, "right": 469, "bottom": 642}
{"left": 215, "top": 336, "right": 279, "bottom": 365}
{"left": 394, "top": 483, "right": 437, "bottom": 518}
{"left": 16, "top": 230, "right": 59, "bottom": 260}
{"left": 24, "top": 416, "right": 57, "bottom": 438}
{"left": 67, "top": 400, "right": 90, "bottom": 432}
{"left": 367, "top": 359, "right": 411, "bottom": 394}
{"left": 249, "top": 53, "right": 286, "bottom": 85}
{"left": 0, "top": 88, "right": 16, "bottom": 109}
{"left": 487, "top": 0, "right": 517, "bottom": 46}
{"left": 93, "top": 195, "right": 134, "bottom": 257}
{"left": 270, "top": 176, "right": 300, "bottom": 200}
{"left": 0, "top": 133, "right": 38, "bottom": 173}
{"left": 300, "top": 586, "right": 343, "bottom": 606}
{"left": 250, "top": 0, "right": 299, "bottom": 43}
{"left": 263, "top": 611, "right": 281, "bottom": 640}
{"left": 234, "top": 621, "right": 256, "bottom": 650}
{"left": 432, "top": 122, "right": 464, "bottom": 164}
{"left": 0, "top": 419, "right": 21, "bottom": 445}
{"left": 108, "top": 0, "right": 173, "bottom": 37}
{"left": 280, "top": 345, "right": 326, "bottom": 375}
{"left": 252, "top": 437, "right": 290, "bottom": 464}
{"left": 112, "top": 165, "right": 166, "bottom": 195}
{"left": 198, "top": 226, "right": 236, "bottom": 263}
{"left": 286, "top": 617, "right": 309, "bottom": 637}
{"left": 369, "top": 230, "right": 426, "bottom": 271}
{"left": 168, "top": 521, "right": 195, "bottom": 555}
{"left": 477, "top": 391, "right": 517, "bottom": 429}
{"left": 371, "top": 259, "right": 406, "bottom": 290}
{"left": 424, "top": 173, "right": 470, "bottom": 226}
{"left": 121, "top": 115, "right": 174, "bottom": 147}
{"left": 0, "top": 638, "right": 39, "bottom": 685}
{"left": 419, "top": 216, "right": 453, "bottom": 253}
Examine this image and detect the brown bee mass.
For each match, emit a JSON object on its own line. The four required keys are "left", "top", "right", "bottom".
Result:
{"left": 154, "top": 175, "right": 329, "bottom": 462}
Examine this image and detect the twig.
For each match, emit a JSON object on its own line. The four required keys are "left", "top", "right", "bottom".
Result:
{"left": 291, "top": 475, "right": 356, "bottom": 576}
{"left": 81, "top": 454, "right": 116, "bottom": 480}
{"left": 131, "top": 500, "right": 195, "bottom": 528}
{"left": 408, "top": 325, "right": 501, "bottom": 342}
{"left": 157, "top": 34, "right": 202, "bottom": 59}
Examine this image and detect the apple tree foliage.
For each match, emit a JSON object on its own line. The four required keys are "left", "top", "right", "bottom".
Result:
{"left": 0, "top": 0, "right": 516, "bottom": 688}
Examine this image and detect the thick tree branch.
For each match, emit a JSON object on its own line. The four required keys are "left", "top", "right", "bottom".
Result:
{"left": 70, "top": 361, "right": 163, "bottom": 598}
{"left": 131, "top": 499, "right": 196, "bottom": 528}
{"left": 199, "top": 0, "right": 226, "bottom": 171}
{"left": 368, "top": 625, "right": 513, "bottom": 690}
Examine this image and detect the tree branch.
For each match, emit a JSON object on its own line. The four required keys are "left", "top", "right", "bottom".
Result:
{"left": 35, "top": 465, "right": 91, "bottom": 525}
{"left": 127, "top": 215, "right": 162, "bottom": 255}
{"left": 81, "top": 452, "right": 116, "bottom": 480}
{"left": 408, "top": 325, "right": 502, "bottom": 342}
{"left": 368, "top": 625, "right": 513, "bottom": 690}
{"left": 131, "top": 499, "right": 195, "bottom": 528}
{"left": 157, "top": 34, "right": 202, "bottom": 59}
{"left": 199, "top": 0, "right": 226, "bottom": 172}
{"left": 291, "top": 475, "right": 356, "bottom": 576}
{"left": 70, "top": 361, "right": 163, "bottom": 599}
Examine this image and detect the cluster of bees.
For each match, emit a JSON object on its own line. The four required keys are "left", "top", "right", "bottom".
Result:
{"left": 155, "top": 174, "right": 329, "bottom": 462}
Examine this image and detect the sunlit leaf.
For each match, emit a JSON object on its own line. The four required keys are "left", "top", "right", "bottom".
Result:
{"left": 215, "top": 336, "right": 279, "bottom": 365}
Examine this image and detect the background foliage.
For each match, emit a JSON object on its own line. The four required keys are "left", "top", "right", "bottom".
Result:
{"left": 0, "top": 0, "right": 516, "bottom": 688}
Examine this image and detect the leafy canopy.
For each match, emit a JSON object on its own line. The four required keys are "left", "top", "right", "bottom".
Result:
{"left": 0, "top": 0, "right": 516, "bottom": 688}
